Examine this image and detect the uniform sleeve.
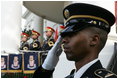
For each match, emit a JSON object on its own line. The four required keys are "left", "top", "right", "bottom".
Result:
{"left": 37, "top": 41, "right": 42, "bottom": 50}
{"left": 20, "top": 42, "right": 29, "bottom": 50}
{"left": 24, "top": 43, "right": 29, "bottom": 50}
{"left": 33, "top": 65, "right": 54, "bottom": 78}
{"left": 51, "top": 39, "right": 55, "bottom": 43}
{"left": 30, "top": 41, "right": 42, "bottom": 51}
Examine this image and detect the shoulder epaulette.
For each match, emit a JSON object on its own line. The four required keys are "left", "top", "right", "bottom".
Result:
{"left": 94, "top": 69, "right": 117, "bottom": 78}
{"left": 33, "top": 43, "right": 38, "bottom": 48}
{"left": 48, "top": 41, "right": 54, "bottom": 47}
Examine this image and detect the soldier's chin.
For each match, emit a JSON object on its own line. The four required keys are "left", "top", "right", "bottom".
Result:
{"left": 65, "top": 53, "right": 75, "bottom": 61}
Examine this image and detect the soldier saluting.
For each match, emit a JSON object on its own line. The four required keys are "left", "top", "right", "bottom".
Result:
{"left": 33, "top": 3, "right": 117, "bottom": 78}
{"left": 29, "top": 30, "right": 42, "bottom": 51}
{"left": 42, "top": 27, "right": 55, "bottom": 51}
{"left": 20, "top": 32, "right": 29, "bottom": 51}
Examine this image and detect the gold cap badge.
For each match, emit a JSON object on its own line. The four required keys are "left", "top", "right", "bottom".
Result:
{"left": 64, "top": 9, "right": 70, "bottom": 18}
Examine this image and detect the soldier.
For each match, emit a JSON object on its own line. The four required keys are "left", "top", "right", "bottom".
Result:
{"left": 20, "top": 32, "right": 29, "bottom": 51}
{"left": 33, "top": 3, "right": 117, "bottom": 78}
{"left": 42, "top": 27, "right": 55, "bottom": 51}
{"left": 29, "top": 30, "right": 42, "bottom": 51}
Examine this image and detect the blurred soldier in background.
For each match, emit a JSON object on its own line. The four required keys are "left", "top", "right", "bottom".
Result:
{"left": 42, "top": 27, "right": 55, "bottom": 51}
{"left": 29, "top": 30, "right": 42, "bottom": 51}
{"left": 41, "top": 27, "right": 55, "bottom": 64}
{"left": 20, "top": 32, "right": 29, "bottom": 51}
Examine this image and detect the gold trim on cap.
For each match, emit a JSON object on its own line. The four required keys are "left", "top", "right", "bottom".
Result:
{"left": 21, "top": 35, "right": 28, "bottom": 37}
{"left": 45, "top": 28, "right": 54, "bottom": 32}
{"left": 32, "top": 32, "right": 38, "bottom": 36}
{"left": 65, "top": 15, "right": 109, "bottom": 25}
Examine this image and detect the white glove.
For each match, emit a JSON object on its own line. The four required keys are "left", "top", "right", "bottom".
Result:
{"left": 42, "top": 36, "right": 63, "bottom": 70}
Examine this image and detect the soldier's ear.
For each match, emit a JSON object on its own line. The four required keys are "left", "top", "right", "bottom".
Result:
{"left": 89, "top": 34, "right": 100, "bottom": 47}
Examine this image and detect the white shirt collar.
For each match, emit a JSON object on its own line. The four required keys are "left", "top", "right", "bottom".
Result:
{"left": 74, "top": 58, "right": 99, "bottom": 78}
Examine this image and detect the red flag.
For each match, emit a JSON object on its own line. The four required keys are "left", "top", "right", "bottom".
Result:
{"left": 54, "top": 27, "right": 58, "bottom": 41}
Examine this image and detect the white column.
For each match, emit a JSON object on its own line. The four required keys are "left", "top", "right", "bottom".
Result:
{"left": 1, "top": 1, "right": 22, "bottom": 54}
{"left": 31, "top": 14, "right": 44, "bottom": 44}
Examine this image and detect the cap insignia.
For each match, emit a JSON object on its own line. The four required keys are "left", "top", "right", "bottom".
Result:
{"left": 64, "top": 9, "right": 70, "bottom": 18}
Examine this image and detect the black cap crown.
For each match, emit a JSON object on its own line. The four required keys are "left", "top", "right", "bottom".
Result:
{"left": 62, "top": 3, "right": 115, "bottom": 34}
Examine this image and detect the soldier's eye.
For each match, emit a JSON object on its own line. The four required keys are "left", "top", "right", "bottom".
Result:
{"left": 68, "top": 32, "right": 78, "bottom": 37}
{"left": 45, "top": 31, "right": 48, "bottom": 33}
{"left": 61, "top": 32, "right": 78, "bottom": 38}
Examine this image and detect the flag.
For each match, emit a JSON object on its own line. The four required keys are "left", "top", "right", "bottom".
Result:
{"left": 23, "top": 52, "right": 39, "bottom": 74}
{"left": 1, "top": 56, "right": 8, "bottom": 72}
{"left": 54, "top": 27, "right": 58, "bottom": 41}
{"left": 8, "top": 54, "right": 22, "bottom": 73}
